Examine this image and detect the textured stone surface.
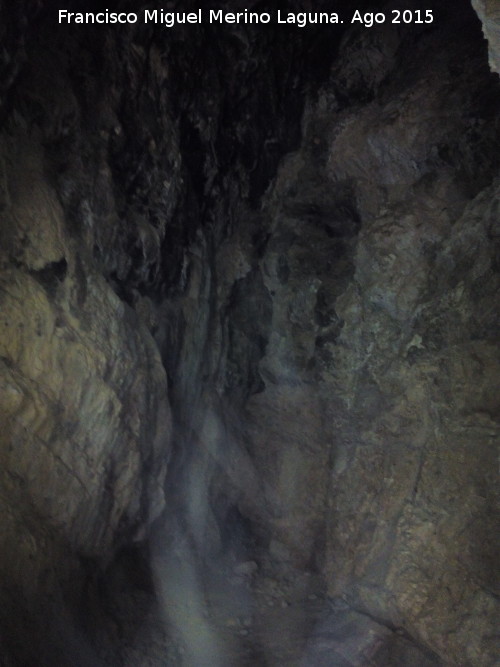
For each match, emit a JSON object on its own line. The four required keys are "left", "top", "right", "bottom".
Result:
{"left": 212, "top": 8, "right": 500, "bottom": 665}
{"left": 0, "top": 9, "right": 174, "bottom": 663}
{"left": 0, "top": 1, "right": 499, "bottom": 665}
{"left": 473, "top": 0, "right": 500, "bottom": 74}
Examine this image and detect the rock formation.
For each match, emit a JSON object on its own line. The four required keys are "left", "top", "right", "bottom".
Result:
{"left": 472, "top": 0, "right": 500, "bottom": 74}
{"left": 0, "top": 1, "right": 498, "bottom": 665}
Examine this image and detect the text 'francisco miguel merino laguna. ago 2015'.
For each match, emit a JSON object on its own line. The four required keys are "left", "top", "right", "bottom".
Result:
{"left": 58, "top": 9, "right": 435, "bottom": 28}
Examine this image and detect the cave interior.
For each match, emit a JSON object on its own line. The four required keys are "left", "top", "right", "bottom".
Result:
{"left": 0, "top": 0, "right": 499, "bottom": 665}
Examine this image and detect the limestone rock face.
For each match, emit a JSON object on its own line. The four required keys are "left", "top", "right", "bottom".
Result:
{"left": 0, "top": 10, "right": 173, "bottom": 660}
{"left": 473, "top": 0, "right": 500, "bottom": 74}
{"left": 212, "top": 9, "right": 500, "bottom": 665}
{"left": 0, "top": 1, "right": 499, "bottom": 665}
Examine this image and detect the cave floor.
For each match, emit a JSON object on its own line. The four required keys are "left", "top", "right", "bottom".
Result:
{"left": 204, "top": 559, "right": 327, "bottom": 666}
{"left": 104, "top": 548, "right": 440, "bottom": 666}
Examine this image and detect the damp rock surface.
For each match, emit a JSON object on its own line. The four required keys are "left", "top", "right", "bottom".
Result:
{"left": 473, "top": 0, "right": 500, "bottom": 74}
{"left": 0, "top": 1, "right": 499, "bottom": 666}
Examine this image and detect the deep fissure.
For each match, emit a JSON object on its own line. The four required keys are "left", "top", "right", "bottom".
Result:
{"left": 0, "top": 0, "right": 499, "bottom": 665}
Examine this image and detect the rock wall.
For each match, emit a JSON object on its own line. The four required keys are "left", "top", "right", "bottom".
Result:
{"left": 298, "top": 22, "right": 500, "bottom": 663}
{"left": 0, "top": 6, "right": 176, "bottom": 664}
{"left": 473, "top": 0, "right": 500, "bottom": 74}
{"left": 205, "top": 4, "right": 500, "bottom": 664}
{"left": 0, "top": 1, "right": 499, "bottom": 665}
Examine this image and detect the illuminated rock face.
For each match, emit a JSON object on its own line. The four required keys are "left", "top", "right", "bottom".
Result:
{"left": 0, "top": 1, "right": 499, "bottom": 665}
{"left": 226, "top": 14, "right": 500, "bottom": 664}
{"left": 472, "top": 0, "right": 500, "bottom": 75}
{"left": 0, "top": 40, "right": 173, "bottom": 666}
